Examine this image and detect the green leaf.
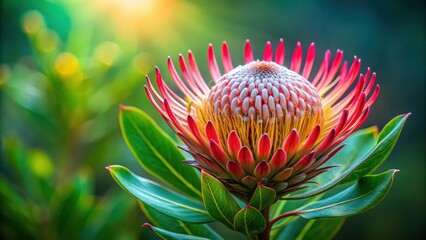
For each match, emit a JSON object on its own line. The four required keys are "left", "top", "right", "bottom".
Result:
{"left": 233, "top": 206, "right": 266, "bottom": 239}
{"left": 341, "top": 113, "right": 409, "bottom": 184}
{"left": 297, "top": 169, "right": 398, "bottom": 219}
{"left": 285, "top": 114, "right": 408, "bottom": 200}
{"left": 249, "top": 182, "right": 276, "bottom": 211}
{"left": 120, "top": 106, "right": 202, "bottom": 200}
{"left": 108, "top": 165, "right": 212, "bottom": 223}
{"left": 142, "top": 223, "right": 210, "bottom": 240}
{"left": 201, "top": 171, "right": 240, "bottom": 228}
{"left": 139, "top": 201, "right": 223, "bottom": 240}
{"left": 273, "top": 217, "right": 345, "bottom": 240}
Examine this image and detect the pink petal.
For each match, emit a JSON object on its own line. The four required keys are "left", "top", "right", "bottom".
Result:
{"left": 263, "top": 41, "right": 273, "bottom": 61}
{"left": 221, "top": 41, "right": 234, "bottom": 73}
{"left": 207, "top": 44, "right": 221, "bottom": 82}
{"left": 144, "top": 85, "right": 166, "bottom": 117}
{"left": 163, "top": 99, "right": 187, "bottom": 134}
{"left": 187, "top": 50, "right": 210, "bottom": 93}
{"left": 237, "top": 146, "right": 255, "bottom": 172}
{"left": 317, "top": 49, "right": 343, "bottom": 90}
{"left": 292, "top": 151, "right": 315, "bottom": 173}
{"left": 302, "top": 42, "right": 315, "bottom": 79}
{"left": 254, "top": 161, "right": 271, "bottom": 178}
{"left": 274, "top": 38, "right": 285, "bottom": 65}
{"left": 312, "top": 50, "right": 330, "bottom": 86}
{"left": 178, "top": 54, "right": 203, "bottom": 96}
{"left": 257, "top": 134, "right": 271, "bottom": 160}
{"left": 209, "top": 140, "right": 228, "bottom": 165}
{"left": 167, "top": 57, "right": 196, "bottom": 100}
{"left": 227, "top": 130, "right": 242, "bottom": 159}
{"left": 316, "top": 129, "right": 336, "bottom": 154}
{"left": 269, "top": 148, "right": 287, "bottom": 172}
{"left": 308, "top": 145, "right": 345, "bottom": 171}
{"left": 366, "top": 85, "right": 380, "bottom": 106}
{"left": 196, "top": 152, "right": 228, "bottom": 176}
{"left": 283, "top": 129, "right": 299, "bottom": 154}
{"left": 206, "top": 121, "right": 220, "bottom": 143}
{"left": 365, "top": 70, "right": 376, "bottom": 95}
{"left": 187, "top": 115, "right": 207, "bottom": 147}
{"left": 335, "top": 110, "right": 349, "bottom": 135}
{"left": 226, "top": 160, "right": 245, "bottom": 179}
{"left": 290, "top": 42, "right": 302, "bottom": 73}
{"left": 244, "top": 39, "right": 254, "bottom": 63}
{"left": 301, "top": 125, "right": 321, "bottom": 152}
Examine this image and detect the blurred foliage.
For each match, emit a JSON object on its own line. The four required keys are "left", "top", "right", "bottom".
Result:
{"left": 0, "top": 1, "right": 151, "bottom": 239}
{"left": 1, "top": 0, "right": 425, "bottom": 239}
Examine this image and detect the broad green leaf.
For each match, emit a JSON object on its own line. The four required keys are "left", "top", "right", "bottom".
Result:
{"left": 108, "top": 165, "right": 212, "bottom": 223}
{"left": 341, "top": 114, "right": 409, "bottom": 184}
{"left": 120, "top": 106, "right": 202, "bottom": 200}
{"left": 285, "top": 114, "right": 407, "bottom": 199}
{"left": 142, "top": 223, "right": 210, "bottom": 240}
{"left": 233, "top": 206, "right": 266, "bottom": 239}
{"left": 297, "top": 169, "right": 398, "bottom": 219}
{"left": 249, "top": 182, "right": 276, "bottom": 211}
{"left": 201, "top": 171, "right": 240, "bottom": 228}
{"left": 139, "top": 201, "right": 223, "bottom": 240}
{"left": 273, "top": 217, "right": 345, "bottom": 240}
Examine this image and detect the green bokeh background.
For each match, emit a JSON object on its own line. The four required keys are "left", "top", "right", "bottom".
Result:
{"left": 1, "top": 0, "right": 424, "bottom": 239}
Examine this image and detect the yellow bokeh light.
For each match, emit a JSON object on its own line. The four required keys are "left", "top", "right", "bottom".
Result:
{"left": 28, "top": 149, "right": 53, "bottom": 179}
{"left": 0, "top": 65, "right": 11, "bottom": 87}
{"left": 54, "top": 52, "right": 84, "bottom": 87}
{"left": 133, "top": 52, "right": 154, "bottom": 75}
{"left": 55, "top": 52, "right": 80, "bottom": 76}
{"left": 90, "top": 0, "right": 182, "bottom": 39}
{"left": 21, "top": 10, "right": 45, "bottom": 35}
{"left": 35, "top": 29, "right": 60, "bottom": 53}
{"left": 94, "top": 41, "right": 122, "bottom": 66}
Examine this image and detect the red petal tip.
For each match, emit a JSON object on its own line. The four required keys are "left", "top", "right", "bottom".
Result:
{"left": 257, "top": 134, "right": 271, "bottom": 160}
{"left": 254, "top": 160, "right": 271, "bottom": 178}
{"left": 206, "top": 121, "right": 220, "bottom": 143}
{"left": 142, "top": 223, "right": 152, "bottom": 228}
{"left": 209, "top": 140, "right": 228, "bottom": 165}
{"left": 269, "top": 148, "right": 287, "bottom": 171}
{"left": 237, "top": 146, "right": 255, "bottom": 172}
{"left": 226, "top": 160, "right": 245, "bottom": 179}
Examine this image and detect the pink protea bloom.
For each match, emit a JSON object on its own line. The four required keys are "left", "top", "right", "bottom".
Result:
{"left": 145, "top": 39, "right": 379, "bottom": 201}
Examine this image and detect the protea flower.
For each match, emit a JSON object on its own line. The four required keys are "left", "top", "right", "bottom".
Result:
{"left": 145, "top": 39, "right": 379, "bottom": 201}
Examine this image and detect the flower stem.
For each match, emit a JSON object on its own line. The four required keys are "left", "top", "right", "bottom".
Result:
{"left": 258, "top": 210, "right": 302, "bottom": 240}
{"left": 269, "top": 210, "right": 302, "bottom": 226}
{"left": 258, "top": 207, "right": 271, "bottom": 240}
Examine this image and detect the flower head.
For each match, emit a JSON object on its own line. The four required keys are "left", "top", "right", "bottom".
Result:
{"left": 146, "top": 39, "right": 379, "bottom": 200}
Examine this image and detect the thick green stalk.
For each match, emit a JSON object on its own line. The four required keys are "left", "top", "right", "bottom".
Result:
{"left": 258, "top": 207, "right": 271, "bottom": 240}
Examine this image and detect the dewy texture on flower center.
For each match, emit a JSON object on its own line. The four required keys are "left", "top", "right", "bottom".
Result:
{"left": 198, "top": 61, "right": 323, "bottom": 153}
{"left": 207, "top": 61, "right": 322, "bottom": 122}
{"left": 145, "top": 39, "right": 379, "bottom": 201}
